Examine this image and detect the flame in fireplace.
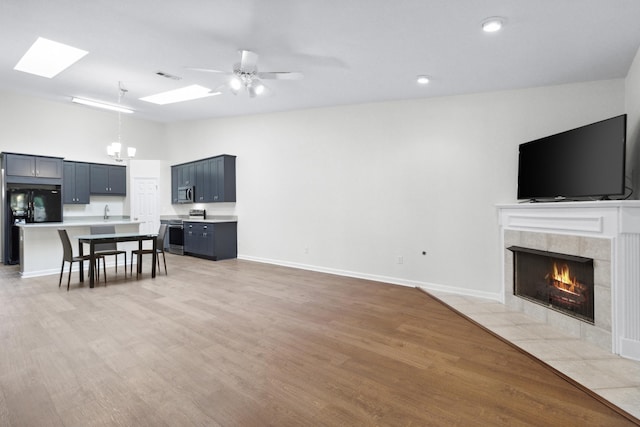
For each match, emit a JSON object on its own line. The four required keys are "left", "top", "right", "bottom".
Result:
{"left": 549, "top": 262, "right": 580, "bottom": 295}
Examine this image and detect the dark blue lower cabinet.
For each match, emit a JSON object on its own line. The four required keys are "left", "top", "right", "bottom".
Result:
{"left": 184, "top": 221, "right": 237, "bottom": 260}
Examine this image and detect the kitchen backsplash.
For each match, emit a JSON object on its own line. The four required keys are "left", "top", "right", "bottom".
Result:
{"left": 63, "top": 195, "right": 124, "bottom": 217}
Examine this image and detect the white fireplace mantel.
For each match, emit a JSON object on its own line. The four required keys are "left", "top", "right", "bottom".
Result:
{"left": 498, "top": 200, "right": 640, "bottom": 361}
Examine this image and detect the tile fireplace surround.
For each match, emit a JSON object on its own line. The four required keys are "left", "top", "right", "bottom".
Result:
{"left": 498, "top": 201, "right": 640, "bottom": 361}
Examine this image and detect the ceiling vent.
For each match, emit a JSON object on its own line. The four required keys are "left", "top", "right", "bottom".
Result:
{"left": 155, "top": 71, "right": 181, "bottom": 80}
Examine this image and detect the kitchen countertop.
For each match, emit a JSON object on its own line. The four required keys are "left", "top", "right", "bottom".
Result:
{"left": 15, "top": 216, "right": 142, "bottom": 228}
{"left": 160, "top": 215, "right": 238, "bottom": 223}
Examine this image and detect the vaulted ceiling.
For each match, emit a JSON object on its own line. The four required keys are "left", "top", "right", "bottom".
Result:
{"left": 2, "top": 0, "right": 640, "bottom": 122}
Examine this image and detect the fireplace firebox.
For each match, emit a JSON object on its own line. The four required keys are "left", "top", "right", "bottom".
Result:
{"left": 508, "top": 246, "right": 595, "bottom": 323}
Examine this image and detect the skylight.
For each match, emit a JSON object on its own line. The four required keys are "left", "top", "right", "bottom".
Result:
{"left": 14, "top": 37, "right": 88, "bottom": 78}
{"left": 139, "top": 85, "right": 220, "bottom": 105}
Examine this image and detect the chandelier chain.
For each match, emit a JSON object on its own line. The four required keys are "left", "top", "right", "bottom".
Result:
{"left": 107, "top": 81, "right": 135, "bottom": 162}
{"left": 117, "top": 81, "right": 127, "bottom": 145}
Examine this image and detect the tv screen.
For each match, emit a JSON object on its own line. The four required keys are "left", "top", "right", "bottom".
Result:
{"left": 517, "top": 114, "right": 627, "bottom": 201}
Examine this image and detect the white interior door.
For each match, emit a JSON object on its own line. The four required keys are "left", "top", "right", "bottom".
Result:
{"left": 132, "top": 178, "right": 159, "bottom": 235}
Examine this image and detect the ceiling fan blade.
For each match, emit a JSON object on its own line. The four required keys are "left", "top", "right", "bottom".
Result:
{"left": 239, "top": 50, "right": 259, "bottom": 72}
{"left": 185, "top": 67, "right": 229, "bottom": 74}
{"left": 257, "top": 71, "right": 303, "bottom": 80}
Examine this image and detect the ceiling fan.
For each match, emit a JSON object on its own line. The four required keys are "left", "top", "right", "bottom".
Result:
{"left": 189, "top": 49, "right": 303, "bottom": 97}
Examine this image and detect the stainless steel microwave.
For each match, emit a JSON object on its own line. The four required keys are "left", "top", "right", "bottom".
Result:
{"left": 177, "top": 186, "right": 194, "bottom": 203}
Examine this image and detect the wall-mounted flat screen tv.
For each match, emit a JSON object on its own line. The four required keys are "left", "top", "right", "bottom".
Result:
{"left": 517, "top": 114, "right": 627, "bottom": 201}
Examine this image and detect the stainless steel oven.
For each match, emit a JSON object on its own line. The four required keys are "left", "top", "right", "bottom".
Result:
{"left": 165, "top": 209, "right": 206, "bottom": 255}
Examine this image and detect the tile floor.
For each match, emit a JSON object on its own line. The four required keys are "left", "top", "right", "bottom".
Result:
{"left": 427, "top": 290, "right": 640, "bottom": 421}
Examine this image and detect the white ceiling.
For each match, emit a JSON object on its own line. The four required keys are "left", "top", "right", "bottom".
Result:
{"left": 2, "top": 0, "right": 640, "bottom": 123}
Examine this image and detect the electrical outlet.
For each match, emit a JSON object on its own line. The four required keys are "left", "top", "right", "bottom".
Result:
{"left": 304, "top": 247, "right": 309, "bottom": 254}
{"left": 397, "top": 256, "right": 403, "bottom": 264}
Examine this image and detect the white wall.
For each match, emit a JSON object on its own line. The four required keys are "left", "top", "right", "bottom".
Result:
{"left": 626, "top": 45, "right": 640, "bottom": 194}
{"left": 164, "top": 80, "right": 625, "bottom": 298}
{"left": 0, "top": 90, "right": 165, "bottom": 218}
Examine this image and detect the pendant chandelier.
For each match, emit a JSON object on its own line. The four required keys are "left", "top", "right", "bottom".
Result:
{"left": 107, "top": 82, "right": 136, "bottom": 162}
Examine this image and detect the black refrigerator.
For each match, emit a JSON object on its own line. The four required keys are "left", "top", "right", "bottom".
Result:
{"left": 4, "top": 184, "right": 62, "bottom": 264}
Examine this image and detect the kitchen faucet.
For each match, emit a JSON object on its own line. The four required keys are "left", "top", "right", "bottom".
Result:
{"left": 104, "top": 204, "right": 109, "bottom": 220}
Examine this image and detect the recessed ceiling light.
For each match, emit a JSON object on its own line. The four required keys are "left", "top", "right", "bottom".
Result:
{"left": 416, "top": 75, "right": 430, "bottom": 85}
{"left": 139, "top": 84, "right": 221, "bottom": 105}
{"left": 71, "top": 97, "right": 134, "bottom": 114}
{"left": 14, "top": 37, "right": 88, "bottom": 78}
{"left": 482, "top": 17, "right": 505, "bottom": 33}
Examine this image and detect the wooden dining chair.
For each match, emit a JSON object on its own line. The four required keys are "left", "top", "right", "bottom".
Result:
{"left": 130, "top": 224, "right": 168, "bottom": 277}
{"left": 90, "top": 225, "right": 127, "bottom": 277}
{"left": 57, "top": 229, "right": 106, "bottom": 291}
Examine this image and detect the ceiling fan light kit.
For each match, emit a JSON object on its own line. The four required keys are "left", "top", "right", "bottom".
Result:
{"left": 247, "top": 80, "right": 265, "bottom": 98}
{"left": 192, "top": 49, "right": 303, "bottom": 98}
{"left": 229, "top": 76, "right": 243, "bottom": 93}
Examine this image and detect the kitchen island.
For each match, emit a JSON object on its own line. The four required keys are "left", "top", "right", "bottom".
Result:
{"left": 15, "top": 217, "right": 141, "bottom": 278}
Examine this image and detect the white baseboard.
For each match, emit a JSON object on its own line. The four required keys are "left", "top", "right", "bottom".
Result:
{"left": 238, "top": 255, "right": 502, "bottom": 302}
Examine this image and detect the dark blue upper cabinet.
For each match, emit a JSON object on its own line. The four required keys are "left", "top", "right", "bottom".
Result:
{"left": 3, "top": 153, "right": 63, "bottom": 185}
{"left": 171, "top": 155, "right": 236, "bottom": 204}
{"left": 210, "top": 155, "right": 236, "bottom": 203}
{"left": 63, "top": 161, "right": 90, "bottom": 204}
{"left": 90, "top": 164, "right": 126, "bottom": 195}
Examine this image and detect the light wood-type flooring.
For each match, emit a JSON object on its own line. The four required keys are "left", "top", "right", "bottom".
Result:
{"left": 0, "top": 255, "right": 638, "bottom": 426}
